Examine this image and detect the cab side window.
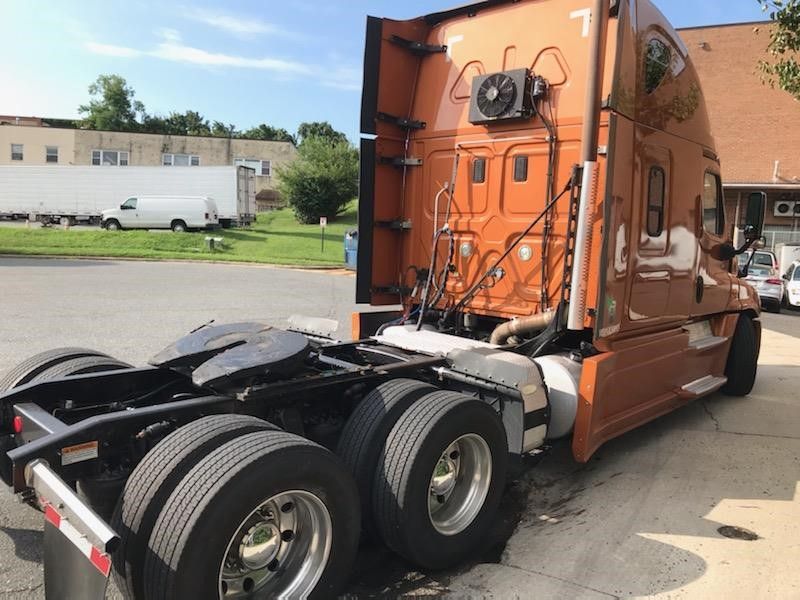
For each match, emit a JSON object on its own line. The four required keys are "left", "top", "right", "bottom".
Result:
{"left": 645, "top": 39, "right": 672, "bottom": 94}
{"left": 122, "top": 198, "right": 137, "bottom": 209}
{"left": 647, "top": 166, "right": 666, "bottom": 236}
{"left": 702, "top": 172, "right": 724, "bottom": 236}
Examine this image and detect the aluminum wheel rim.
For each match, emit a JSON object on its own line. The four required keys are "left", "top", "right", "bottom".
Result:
{"left": 427, "top": 433, "right": 492, "bottom": 536}
{"left": 219, "top": 490, "right": 332, "bottom": 598}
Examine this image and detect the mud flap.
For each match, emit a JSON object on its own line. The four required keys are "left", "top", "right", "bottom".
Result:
{"left": 25, "top": 460, "right": 118, "bottom": 600}
{"left": 43, "top": 509, "right": 110, "bottom": 600}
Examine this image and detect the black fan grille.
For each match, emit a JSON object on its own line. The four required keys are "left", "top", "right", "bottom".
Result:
{"left": 476, "top": 73, "right": 517, "bottom": 118}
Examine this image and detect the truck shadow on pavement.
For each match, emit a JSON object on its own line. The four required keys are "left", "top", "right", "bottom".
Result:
{"left": 0, "top": 526, "right": 43, "bottom": 563}
{"left": 347, "top": 377, "right": 800, "bottom": 598}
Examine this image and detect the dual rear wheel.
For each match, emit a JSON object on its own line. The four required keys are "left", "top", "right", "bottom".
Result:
{"left": 338, "top": 379, "right": 508, "bottom": 570}
{"left": 112, "top": 416, "right": 360, "bottom": 599}
{"left": 113, "top": 382, "right": 508, "bottom": 598}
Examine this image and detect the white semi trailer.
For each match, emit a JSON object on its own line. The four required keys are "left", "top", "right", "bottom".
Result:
{"left": 0, "top": 165, "right": 256, "bottom": 228}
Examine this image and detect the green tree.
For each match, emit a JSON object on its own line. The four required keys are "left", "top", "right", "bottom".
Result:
{"left": 276, "top": 136, "right": 358, "bottom": 224}
{"left": 211, "top": 121, "right": 239, "bottom": 137}
{"left": 241, "top": 124, "right": 296, "bottom": 144}
{"left": 757, "top": 0, "right": 800, "bottom": 99}
{"left": 78, "top": 74, "right": 145, "bottom": 131}
{"left": 296, "top": 121, "right": 348, "bottom": 146}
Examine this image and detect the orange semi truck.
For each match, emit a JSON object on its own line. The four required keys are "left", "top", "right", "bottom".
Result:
{"left": 0, "top": 1, "right": 769, "bottom": 598}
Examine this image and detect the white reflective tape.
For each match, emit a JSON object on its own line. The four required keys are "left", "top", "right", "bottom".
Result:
{"left": 570, "top": 8, "right": 592, "bottom": 38}
{"left": 43, "top": 501, "right": 112, "bottom": 577}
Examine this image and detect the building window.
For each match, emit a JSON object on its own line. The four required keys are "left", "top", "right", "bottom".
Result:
{"left": 163, "top": 153, "right": 200, "bottom": 167}
{"left": 645, "top": 38, "right": 672, "bottom": 94}
{"left": 92, "top": 149, "right": 129, "bottom": 166}
{"left": 234, "top": 158, "right": 270, "bottom": 176}
{"left": 702, "top": 172, "right": 724, "bottom": 235}
{"left": 647, "top": 166, "right": 666, "bottom": 236}
{"left": 11, "top": 144, "right": 23, "bottom": 161}
{"left": 46, "top": 146, "right": 58, "bottom": 163}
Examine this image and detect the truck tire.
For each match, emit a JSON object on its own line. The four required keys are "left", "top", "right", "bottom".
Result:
{"left": 105, "top": 219, "right": 121, "bottom": 231}
{"left": 721, "top": 315, "right": 759, "bottom": 396}
{"left": 171, "top": 219, "right": 187, "bottom": 233}
{"left": 28, "top": 355, "right": 131, "bottom": 383}
{"left": 336, "top": 378, "right": 436, "bottom": 537}
{"left": 372, "top": 391, "right": 508, "bottom": 570}
{"left": 0, "top": 347, "right": 110, "bottom": 392}
{"left": 111, "top": 415, "right": 278, "bottom": 600}
{"left": 143, "top": 430, "right": 360, "bottom": 600}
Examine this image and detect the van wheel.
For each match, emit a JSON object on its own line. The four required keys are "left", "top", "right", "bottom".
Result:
{"left": 0, "top": 347, "right": 111, "bottom": 392}
{"left": 372, "top": 391, "right": 507, "bottom": 570}
{"left": 111, "top": 415, "right": 278, "bottom": 600}
{"left": 721, "top": 315, "right": 759, "bottom": 396}
{"left": 337, "top": 378, "right": 436, "bottom": 538}
{"left": 105, "top": 219, "right": 121, "bottom": 231}
{"left": 171, "top": 220, "right": 187, "bottom": 233}
{"left": 143, "top": 430, "right": 359, "bottom": 600}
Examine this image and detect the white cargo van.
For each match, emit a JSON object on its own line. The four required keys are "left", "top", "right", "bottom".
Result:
{"left": 101, "top": 196, "right": 219, "bottom": 232}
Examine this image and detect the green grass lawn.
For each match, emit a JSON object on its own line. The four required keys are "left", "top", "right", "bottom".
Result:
{"left": 0, "top": 203, "right": 358, "bottom": 267}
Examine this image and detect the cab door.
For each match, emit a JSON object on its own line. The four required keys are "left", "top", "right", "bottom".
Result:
{"left": 118, "top": 197, "right": 139, "bottom": 228}
{"left": 693, "top": 168, "right": 732, "bottom": 315}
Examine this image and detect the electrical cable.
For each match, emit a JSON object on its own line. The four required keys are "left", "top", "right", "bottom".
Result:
{"left": 443, "top": 181, "right": 572, "bottom": 321}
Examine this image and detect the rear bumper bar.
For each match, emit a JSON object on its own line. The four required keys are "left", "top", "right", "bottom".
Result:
{"left": 26, "top": 459, "right": 119, "bottom": 553}
{"left": 26, "top": 460, "right": 119, "bottom": 599}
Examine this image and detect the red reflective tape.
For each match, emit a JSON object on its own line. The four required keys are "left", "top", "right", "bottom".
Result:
{"left": 89, "top": 546, "right": 112, "bottom": 577}
{"left": 43, "top": 504, "right": 61, "bottom": 528}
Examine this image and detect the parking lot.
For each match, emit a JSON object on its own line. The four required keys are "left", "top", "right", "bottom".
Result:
{"left": 0, "top": 257, "right": 798, "bottom": 599}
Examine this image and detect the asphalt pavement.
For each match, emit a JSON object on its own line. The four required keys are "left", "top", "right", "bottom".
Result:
{"left": 0, "top": 257, "right": 797, "bottom": 599}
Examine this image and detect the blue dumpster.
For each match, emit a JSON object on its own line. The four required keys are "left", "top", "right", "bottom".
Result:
{"left": 344, "top": 229, "right": 358, "bottom": 270}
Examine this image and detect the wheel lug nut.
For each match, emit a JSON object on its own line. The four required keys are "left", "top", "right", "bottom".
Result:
{"left": 280, "top": 502, "right": 294, "bottom": 513}
{"left": 437, "top": 494, "right": 446, "bottom": 504}
{"left": 267, "top": 559, "right": 280, "bottom": 572}
{"left": 281, "top": 530, "right": 295, "bottom": 542}
{"left": 449, "top": 451, "right": 460, "bottom": 460}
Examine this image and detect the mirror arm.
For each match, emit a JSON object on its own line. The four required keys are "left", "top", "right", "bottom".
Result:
{"left": 733, "top": 238, "right": 757, "bottom": 256}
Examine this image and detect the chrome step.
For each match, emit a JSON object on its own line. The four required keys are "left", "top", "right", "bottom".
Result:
{"left": 689, "top": 336, "right": 727, "bottom": 351}
{"left": 680, "top": 375, "right": 727, "bottom": 398}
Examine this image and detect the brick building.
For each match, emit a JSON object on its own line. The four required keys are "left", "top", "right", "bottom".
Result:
{"left": 680, "top": 22, "right": 800, "bottom": 249}
{"left": 0, "top": 121, "right": 296, "bottom": 211}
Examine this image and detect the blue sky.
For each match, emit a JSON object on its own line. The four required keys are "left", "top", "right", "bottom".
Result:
{"left": 0, "top": 1, "right": 766, "bottom": 140}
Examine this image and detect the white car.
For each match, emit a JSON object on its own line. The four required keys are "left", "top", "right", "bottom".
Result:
{"left": 784, "top": 260, "right": 800, "bottom": 310}
{"left": 738, "top": 249, "right": 779, "bottom": 272}
{"left": 744, "top": 265, "right": 785, "bottom": 313}
{"left": 102, "top": 196, "right": 219, "bottom": 232}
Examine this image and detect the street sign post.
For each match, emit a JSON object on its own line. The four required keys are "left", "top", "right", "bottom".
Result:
{"left": 320, "top": 217, "right": 328, "bottom": 252}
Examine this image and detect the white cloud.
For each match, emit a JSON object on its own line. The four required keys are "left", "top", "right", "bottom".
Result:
{"left": 185, "top": 8, "right": 299, "bottom": 39}
{"left": 82, "top": 33, "right": 360, "bottom": 91}
{"left": 84, "top": 41, "right": 142, "bottom": 58}
{"left": 152, "top": 40, "right": 313, "bottom": 75}
{"left": 321, "top": 66, "right": 362, "bottom": 91}
{"left": 155, "top": 28, "right": 182, "bottom": 43}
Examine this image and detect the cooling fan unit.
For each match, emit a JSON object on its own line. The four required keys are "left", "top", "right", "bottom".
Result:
{"left": 469, "top": 68, "right": 533, "bottom": 125}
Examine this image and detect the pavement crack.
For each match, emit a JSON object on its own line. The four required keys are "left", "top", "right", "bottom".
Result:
{"left": 0, "top": 582, "right": 43, "bottom": 597}
{"left": 702, "top": 401, "right": 721, "bottom": 431}
{"left": 502, "top": 562, "right": 620, "bottom": 599}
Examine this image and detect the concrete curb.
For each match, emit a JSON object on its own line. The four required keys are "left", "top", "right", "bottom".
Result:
{"left": 0, "top": 254, "right": 356, "bottom": 276}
